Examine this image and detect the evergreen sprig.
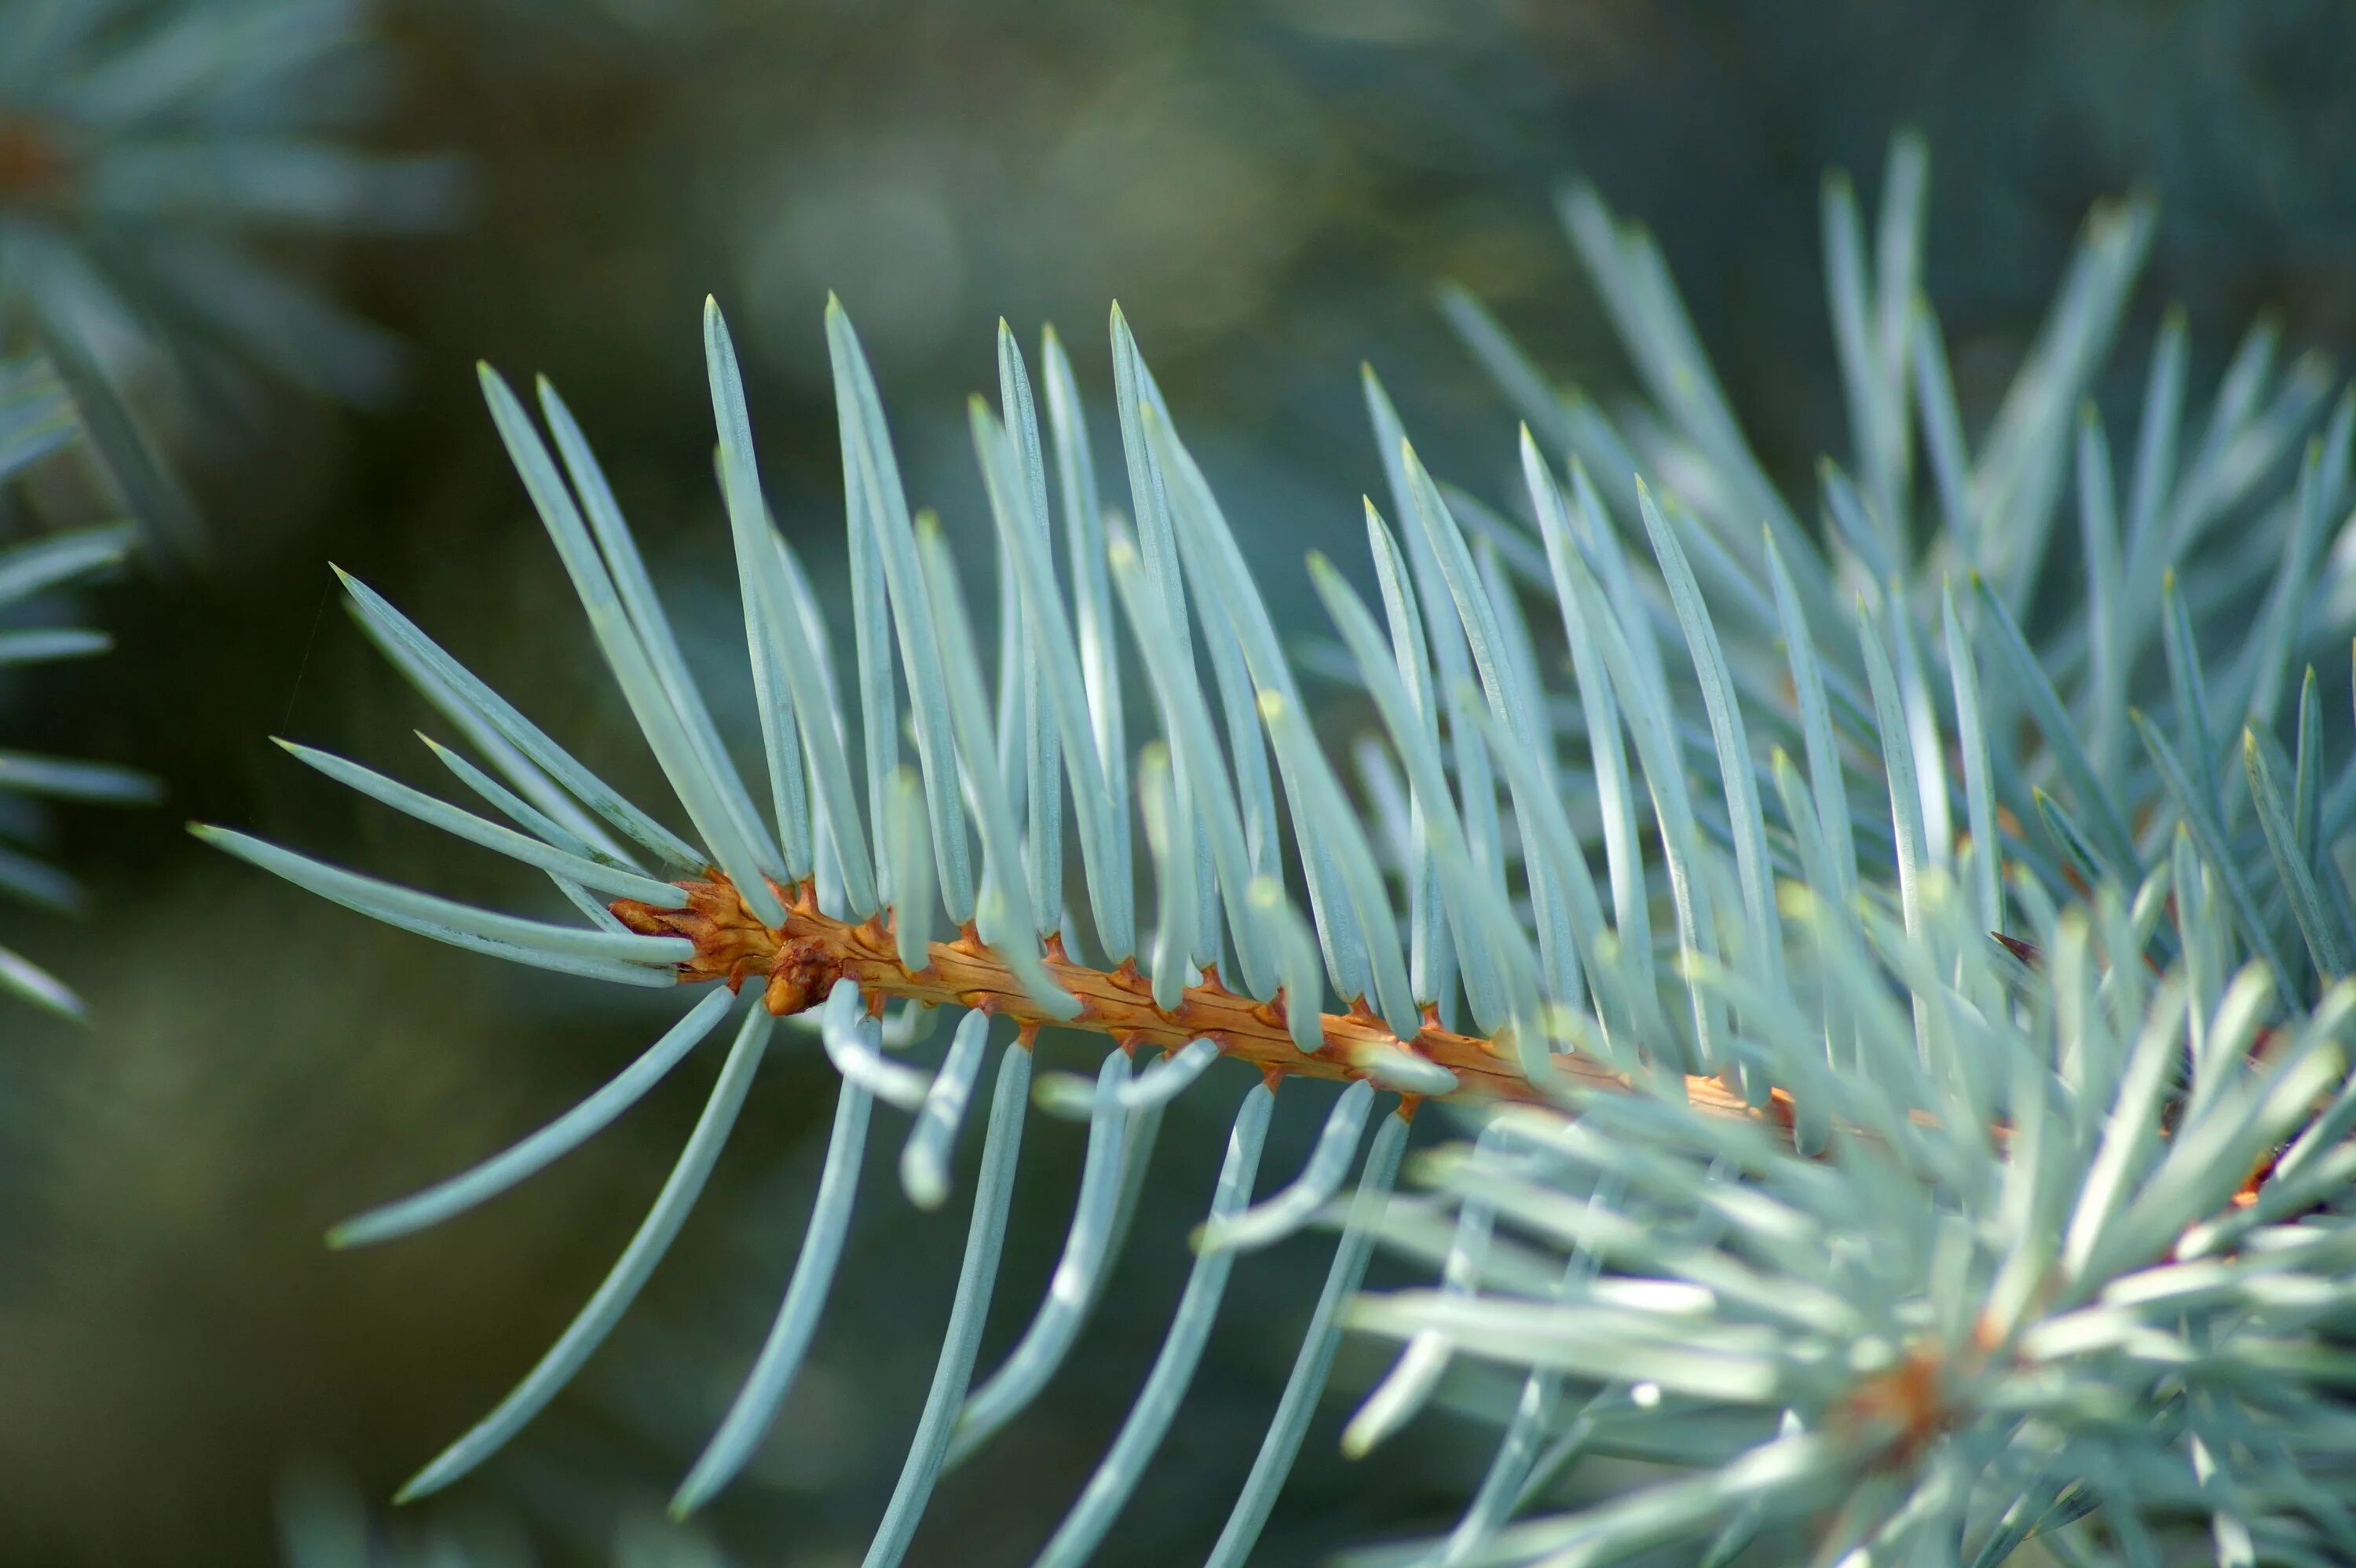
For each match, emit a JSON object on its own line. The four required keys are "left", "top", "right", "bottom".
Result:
{"left": 204, "top": 131, "right": 2356, "bottom": 1564}
{"left": 1354, "top": 130, "right": 2356, "bottom": 1565}
{"left": 0, "top": 0, "right": 459, "bottom": 401}
{"left": 0, "top": 0, "right": 460, "bottom": 554}
{"left": 0, "top": 352, "right": 152, "bottom": 1018}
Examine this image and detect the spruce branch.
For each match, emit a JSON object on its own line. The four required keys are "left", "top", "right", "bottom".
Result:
{"left": 197, "top": 126, "right": 2356, "bottom": 1566}
{"left": 0, "top": 353, "right": 152, "bottom": 1018}
{"left": 0, "top": 0, "right": 463, "bottom": 556}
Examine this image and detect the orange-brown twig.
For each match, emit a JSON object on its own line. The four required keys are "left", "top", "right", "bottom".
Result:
{"left": 609, "top": 870, "right": 1775, "bottom": 1123}
{"left": 612, "top": 874, "right": 2315, "bottom": 1234}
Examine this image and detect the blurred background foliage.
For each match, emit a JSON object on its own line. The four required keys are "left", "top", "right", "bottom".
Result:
{"left": 5, "top": 0, "right": 2356, "bottom": 1563}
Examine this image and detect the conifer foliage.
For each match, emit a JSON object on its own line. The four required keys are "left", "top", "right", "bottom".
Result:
{"left": 209, "top": 135, "right": 2356, "bottom": 1564}
{"left": 0, "top": 353, "right": 151, "bottom": 1018}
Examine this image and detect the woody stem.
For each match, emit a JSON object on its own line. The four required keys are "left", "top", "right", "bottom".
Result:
{"left": 609, "top": 871, "right": 1774, "bottom": 1121}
